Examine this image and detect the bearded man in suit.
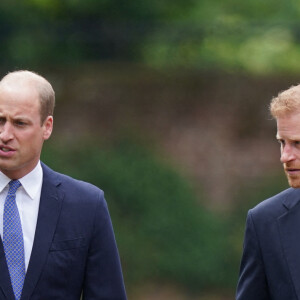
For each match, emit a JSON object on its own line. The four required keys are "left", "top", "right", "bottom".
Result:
{"left": 0, "top": 70, "right": 127, "bottom": 300}
{"left": 237, "top": 84, "right": 300, "bottom": 299}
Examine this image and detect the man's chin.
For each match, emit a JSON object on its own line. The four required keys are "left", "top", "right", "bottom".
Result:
{"left": 288, "top": 178, "right": 300, "bottom": 188}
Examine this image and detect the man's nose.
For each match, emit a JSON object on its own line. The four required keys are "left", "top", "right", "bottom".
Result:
{"left": 0, "top": 123, "right": 13, "bottom": 143}
{"left": 280, "top": 144, "right": 296, "bottom": 163}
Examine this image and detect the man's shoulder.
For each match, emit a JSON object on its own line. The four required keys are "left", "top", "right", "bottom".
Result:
{"left": 41, "top": 162, "right": 104, "bottom": 197}
{"left": 250, "top": 187, "right": 300, "bottom": 221}
{"left": 253, "top": 188, "right": 292, "bottom": 210}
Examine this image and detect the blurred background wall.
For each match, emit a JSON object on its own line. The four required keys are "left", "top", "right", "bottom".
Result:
{"left": 1, "top": 1, "right": 299, "bottom": 299}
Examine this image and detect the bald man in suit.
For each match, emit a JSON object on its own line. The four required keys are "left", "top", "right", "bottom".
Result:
{"left": 0, "top": 70, "right": 127, "bottom": 299}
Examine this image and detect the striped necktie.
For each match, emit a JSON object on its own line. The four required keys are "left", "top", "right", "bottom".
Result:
{"left": 3, "top": 180, "right": 25, "bottom": 300}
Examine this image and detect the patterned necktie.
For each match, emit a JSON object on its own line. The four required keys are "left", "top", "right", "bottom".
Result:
{"left": 3, "top": 180, "right": 25, "bottom": 300}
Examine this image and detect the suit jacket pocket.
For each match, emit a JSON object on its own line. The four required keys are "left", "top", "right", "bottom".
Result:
{"left": 50, "top": 237, "right": 86, "bottom": 251}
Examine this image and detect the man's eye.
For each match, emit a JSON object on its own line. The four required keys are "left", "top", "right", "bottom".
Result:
{"left": 15, "top": 121, "right": 26, "bottom": 126}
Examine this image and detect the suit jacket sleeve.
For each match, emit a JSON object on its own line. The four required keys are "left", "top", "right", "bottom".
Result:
{"left": 236, "top": 210, "right": 271, "bottom": 300}
{"left": 82, "top": 191, "right": 127, "bottom": 300}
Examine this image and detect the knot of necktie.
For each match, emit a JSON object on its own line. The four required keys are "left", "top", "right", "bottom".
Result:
{"left": 8, "top": 180, "right": 22, "bottom": 195}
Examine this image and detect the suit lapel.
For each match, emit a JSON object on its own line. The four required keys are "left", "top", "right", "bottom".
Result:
{"left": 21, "top": 164, "right": 63, "bottom": 300}
{"left": 278, "top": 188, "right": 300, "bottom": 298}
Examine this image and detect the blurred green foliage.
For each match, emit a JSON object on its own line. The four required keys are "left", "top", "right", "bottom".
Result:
{"left": 1, "top": 0, "right": 300, "bottom": 73}
{"left": 231, "top": 172, "right": 288, "bottom": 257}
{"left": 41, "top": 138, "right": 289, "bottom": 293}
{"left": 39, "top": 136, "right": 291, "bottom": 295}
{"left": 41, "top": 139, "right": 235, "bottom": 291}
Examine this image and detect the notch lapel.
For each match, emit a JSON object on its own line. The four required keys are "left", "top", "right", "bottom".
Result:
{"left": 21, "top": 165, "right": 63, "bottom": 300}
{"left": 278, "top": 188, "right": 300, "bottom": 299}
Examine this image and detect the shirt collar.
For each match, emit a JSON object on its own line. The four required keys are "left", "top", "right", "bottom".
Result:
{"left": 0, "top": 162, "right": 43, "bottom": 199}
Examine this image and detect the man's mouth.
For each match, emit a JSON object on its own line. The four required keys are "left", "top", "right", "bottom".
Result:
{"left": 285, "top": 168, "right": 300, "bottom": 174}
{"left": 0, "top": 146, "right": 15, "bottom": 156}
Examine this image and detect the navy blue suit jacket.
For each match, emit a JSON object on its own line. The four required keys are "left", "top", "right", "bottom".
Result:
{"left": 236, "top": 187, "right": 300, "bottom": 300}
{"left": 0, "top": 163, "right": 127, "bottom": 300}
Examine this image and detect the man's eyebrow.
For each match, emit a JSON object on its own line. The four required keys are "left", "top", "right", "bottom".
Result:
{"left": 276, "top": 135, "right": 300, "bottom": 141}
{"left": 14, "top": 116, "right": 30, "bottom": 120}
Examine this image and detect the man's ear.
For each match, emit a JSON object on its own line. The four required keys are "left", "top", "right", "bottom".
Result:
{"left": 42, "top": 116, "right": 53, "bottom": 140}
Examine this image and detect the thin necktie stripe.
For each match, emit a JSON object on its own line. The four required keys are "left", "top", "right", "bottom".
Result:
{"left": 3, "top": 180, "right": 25, "bottom": 300}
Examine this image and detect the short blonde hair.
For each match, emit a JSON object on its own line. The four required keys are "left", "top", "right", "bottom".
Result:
{"left": 0, "top": 70, "right": 55, "bottom": 124}
{"left": 270, "top": 84, "right": 300, "bottom": 118}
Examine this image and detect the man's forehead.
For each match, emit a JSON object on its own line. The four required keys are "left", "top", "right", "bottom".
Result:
{"left": 276, "top": 115, "right": 300, "bottom": 139}
{"left": 0, "top": 81, "right": 38, "bottom": 97}
{"left": 0, "top": 84, "right": 40, "bottom": 115}
{"left": 0, "top": 77, "right": 34, "bottom": 90}
{"left": 276, "top": 111, "right": 300, "bottom": 125}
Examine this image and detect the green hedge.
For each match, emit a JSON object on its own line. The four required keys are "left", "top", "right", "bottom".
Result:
{"left": 41, "top": 140, "right": 233, "bottom": 291}
{"left": 231, "top": 172, "right": 288, "bottom": 260}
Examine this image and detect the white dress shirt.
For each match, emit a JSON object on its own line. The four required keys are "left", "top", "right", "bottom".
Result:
{"left": 0, "top": 162, "right": 43, "bottom": 271}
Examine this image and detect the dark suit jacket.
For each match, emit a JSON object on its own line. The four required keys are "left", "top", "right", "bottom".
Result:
{"left": 236, "top": 187, "right": 300, "bottom": 300}
{"left": 0, "top": 163, "right": 127, "bottom": 300}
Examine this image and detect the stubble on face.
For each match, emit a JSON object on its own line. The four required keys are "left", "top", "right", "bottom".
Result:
{"left": 285, "top": 173, "right": 300, "bottom": 188}
{"left": 284, "top": 163, "right": 300, "bottom": 187}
